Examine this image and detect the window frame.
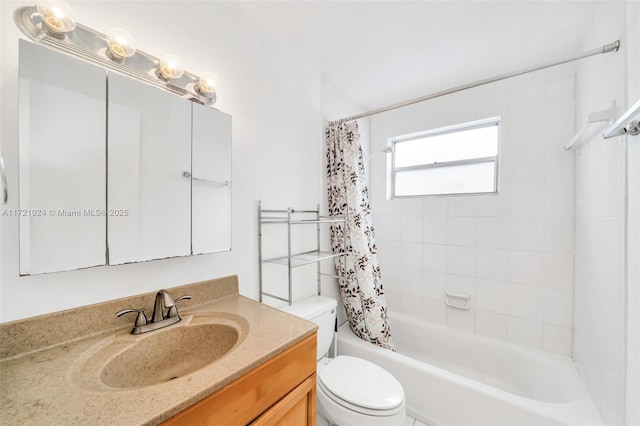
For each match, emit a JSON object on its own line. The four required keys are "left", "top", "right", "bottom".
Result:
{"left": 387, "top": 116, "right": 501, "bottom": 198}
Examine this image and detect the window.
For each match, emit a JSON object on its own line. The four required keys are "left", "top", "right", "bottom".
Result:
{"left": 388, "top": 117, "right": 500, "bottom": 197}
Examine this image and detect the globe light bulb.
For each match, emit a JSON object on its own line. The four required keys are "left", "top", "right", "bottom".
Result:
{"left": 157, "top": 54, "right": 184, "bottom": 80}
{"left": 196, "top": 72, "right": 220, "bottom": 95}
{"left": 106, "top": 28, "right": 136, "bottom": 60}
{"left": 36, "top": 1, "right": 77, "bottom": 35}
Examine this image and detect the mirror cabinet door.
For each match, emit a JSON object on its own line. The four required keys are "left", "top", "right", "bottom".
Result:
{"left": 18, "top": 41, "right": 107, "bottom": 275}
{"left": 107, "top": 73, "right": 191, "bottom": 264}
{"left": 191, "top": 104, "right": 232, "bottom": 254}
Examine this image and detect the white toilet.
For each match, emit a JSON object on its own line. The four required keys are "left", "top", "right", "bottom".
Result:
{"left": 280, "top": 296, "right": 406, "bottom": 426}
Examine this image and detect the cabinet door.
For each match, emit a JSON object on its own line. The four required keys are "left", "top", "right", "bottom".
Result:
{"left": 191, "top": 104, "right": 232, "bottom": 254}
{"left": 160, "top": 334, "right": 317, "bottom": 426}
{"left": 18, "top": 40, "right": 106, "bottom": 275}
{"left": 251, "top": 376, "right": 316, "bottom": 426}
{"left": 107, "top": 73, "right": 191, "bottom": 264}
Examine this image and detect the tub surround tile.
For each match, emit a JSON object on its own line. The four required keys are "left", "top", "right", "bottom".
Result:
{"left": 422, "top": 244, "right": 448, "bottom": 273}
{"left": 506, "top": 217, "right": 545, "bottom": 251}
{"left": 543, "top": 323, "right": 572, "bottom": 357}
{"left": 447, "top": 217, "right": 476, "bottom": 247}
{"left": 543, "top": 288, "right": 573, "bottom": 327}
{"left": 475, "top": 190, "right": 509, "bottom": 217}
{"left": 423, "top": 217, "right": 448, "bottom": 245}
{"left": 447, "top": 246, "right": 475, "bottom": 277}
{"left": 421, "top": 300, "right": 447, "bottom": 325}
{"left": 545, "top": 105, "right": 574, "bottom": 146}
{"left": 402, "top": 199, "right": 424, "bottom": 216}
{"left": 543, "top": 180, "right": 575, "bottom": 217}
{"left": 475, "top": 310, "right": 507, "bottom": 340}
{"left": 378, "top": 240, "right": 403, "bottom": 267}
{"left": 447, "top": 197, "right": 477, "bottom": 217}
{"left": 401, "top": 242, "right": 423, "bottom": 269}
{"left": 475, "top": 279, "right": 507, "bottom": 314}
{"left": 506, "top": 251, "right": 545, "bottom": 286}
{"left": 544, "top": 217, "right": 574, "bottom": 253}
{"left": 370, "top": 68, "right": 576, "bottom": 357}
{"left": 475, "top": 248, "right": 508, "bottom": 281}
{"left": 502, "top": 148, "right": 546, "bottom": 184}
{"left": 507, "top": 183, "right": 545, "bottom": 217}
{"left": 508, "top": 111, "right": 546, "bottom": 149}
{"left": 476, "top": 217, "right": 510, "bottom": 249}
{"left": 423, "top": 198, "right": 448, "bottom": 216}
{"left": 401, "top": 216, "right": 424, "bottom": 243}
{"left": 422, "top": 271, "right": 447, "bottom": 302}
{"left": 544, "top": 144, "right": 575, "bottom": 182}
{"left": 0, "top": 275, "right": 317, "bottom": 426}
{"left": 374, "top": 215, "right": 402, "bottom": 242}
{"left": 507, "top": 316, "right": 542, "bottom": 349}
{"left": 507, "top": 283, "right": 544, "bottom": 321}
{"left": 447, "top": 275, "right": 476, "bottom": 306}
{"left": 542, "top": 253, "right": 574, "bottom": 290}
{"left": 447, "top": 306, "right": 475, "bottom": 332}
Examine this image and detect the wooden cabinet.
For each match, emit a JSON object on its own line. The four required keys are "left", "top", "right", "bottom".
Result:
{"left": 161, "top": 333, "right": 317, "bottom": 426}
{"left": 251, "top": 375, "right": 316, "bottom": 425}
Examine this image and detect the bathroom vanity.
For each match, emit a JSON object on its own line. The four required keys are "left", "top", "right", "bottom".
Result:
{"left": 0, "top": 276, "right": 317, "bottom": 425}
{"left": 162, "top": 334, "right": 316, "bottom": 425}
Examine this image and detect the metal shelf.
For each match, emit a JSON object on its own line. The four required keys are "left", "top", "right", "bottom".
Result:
{"left": 260, "top": 218, "right": 345, "bottom": 225}
{"left": 258, "top": 201, "right": 346, "bottom": 305}
{"left": 263, "top": 250, "right": 344, "bottom": 267}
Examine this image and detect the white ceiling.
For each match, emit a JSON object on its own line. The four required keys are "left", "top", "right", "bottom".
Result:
{"left": 236, "top": 1, "right": 600, "bottom": 111}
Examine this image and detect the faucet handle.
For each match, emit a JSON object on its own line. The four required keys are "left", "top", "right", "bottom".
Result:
{"left": 116, "top": 308, "right": 147, "bottom": 327}
{"left": 167, "top": 295, "right": 192, "bottom": 318}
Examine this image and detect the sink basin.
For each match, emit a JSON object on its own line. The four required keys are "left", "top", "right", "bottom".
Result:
{"left": 69, "top": 313, "right": 248, "bottom": 391}
{"left": 101, "top": 323, "right": 238, "bottom": 388}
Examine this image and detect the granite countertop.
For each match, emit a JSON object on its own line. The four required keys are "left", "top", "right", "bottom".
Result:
{"left": 0, "top": 275, "right": 317, "bottom": 425}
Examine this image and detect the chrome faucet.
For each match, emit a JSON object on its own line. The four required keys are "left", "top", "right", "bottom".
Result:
{"left": 116, "top": 289, "right": 192, "bottom": 335}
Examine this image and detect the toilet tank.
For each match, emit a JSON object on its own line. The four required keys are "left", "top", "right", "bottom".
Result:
{"left": 279, "top": 296, "right": 337, "bottom": 360}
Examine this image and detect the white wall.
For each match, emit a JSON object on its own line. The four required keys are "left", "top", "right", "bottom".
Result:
{"left": 369, "top": 65, "right": 577, "bottom": 357}
{"left": 0, "top": 1, "right": 323, "bottom": 322}
{"left": 624, "top": 3, "right": 640, "bottom": 425}
{"left": 572, "top": 2, "right": 637, "bottom": 424}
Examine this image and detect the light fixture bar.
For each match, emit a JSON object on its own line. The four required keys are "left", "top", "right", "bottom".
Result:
{"left": 14, "top": 6, "right": 217, "bottom": 106}
{"left": 603, "top": 99, "right": 640, "bottom": 139}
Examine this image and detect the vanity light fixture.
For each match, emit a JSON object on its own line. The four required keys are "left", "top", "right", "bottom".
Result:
{"left": 105, "top": 28, "right": 136, "bottom": 60}
{"left": 36, "top": 1, "right": 76, "bottom": 36}
{"left": 157, "top": 54, "right": 185, "bottom": 81}
{"left": 196, "top": 72, "right": 220, "bottom": 95}
{"left": 15, "top": 4, "right": 219, "bottom": 106}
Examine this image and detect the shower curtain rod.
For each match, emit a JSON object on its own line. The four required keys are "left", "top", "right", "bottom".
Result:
{"left": 329, "top": 40, "right": 620, "bottom": 126}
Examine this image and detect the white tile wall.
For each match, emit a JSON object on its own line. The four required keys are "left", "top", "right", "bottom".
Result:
{"left": 476, "top": 310, "right": 507, "bottom": 340}
{"left": 561, "top": 2, "right": 632, "bottom": 423}
{"left": 422, "top": 245, "right": 447, "bottom": 273}
{"left": 370, "top": 65, "right": 576, "bottom": 356}
{"left": 542, "top": 323, "right": 572, "bottom": 356}
{"left": 507, "top": 316, "right": 543, "bottom": 349}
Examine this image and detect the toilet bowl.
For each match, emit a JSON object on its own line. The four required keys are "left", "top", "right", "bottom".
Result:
{"left": 317, "top": 355, "right": 406, "bottom": 426}
{"left": 279, "top": 296, "right": 406, "bottom": 426}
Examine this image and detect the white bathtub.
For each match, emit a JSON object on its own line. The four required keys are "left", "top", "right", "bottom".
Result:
{"left": 337, "top": 313, "right": 603, "bottom": 426}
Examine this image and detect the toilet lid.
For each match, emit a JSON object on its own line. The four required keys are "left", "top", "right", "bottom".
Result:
{"left": 318, "top": 355, "right": 404, "bottom": 411}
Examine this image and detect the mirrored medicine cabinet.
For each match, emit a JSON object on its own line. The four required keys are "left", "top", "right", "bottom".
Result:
{"left": 18, "top": 40, "right": 232, "bottom": 275}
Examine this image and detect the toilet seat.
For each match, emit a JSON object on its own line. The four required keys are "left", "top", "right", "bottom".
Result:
{"left": 318, "top": 356, "right": 405, "bottom": 416}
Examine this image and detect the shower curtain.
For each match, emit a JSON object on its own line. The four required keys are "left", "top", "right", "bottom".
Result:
{"left": 326, "top": 120, "right": 394, "bottom": 351}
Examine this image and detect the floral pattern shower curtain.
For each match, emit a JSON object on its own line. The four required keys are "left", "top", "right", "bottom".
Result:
{"left": 326, "top": 120, "right": 394, "bottom": 351}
